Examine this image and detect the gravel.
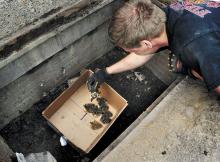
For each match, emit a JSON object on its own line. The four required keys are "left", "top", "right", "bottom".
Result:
{"left": 0, "top": 0, "right": 79, "bottom": 40}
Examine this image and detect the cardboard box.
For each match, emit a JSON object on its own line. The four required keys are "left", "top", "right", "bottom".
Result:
{"left": 42, "top": 70, "right": 128, "bottom": 153}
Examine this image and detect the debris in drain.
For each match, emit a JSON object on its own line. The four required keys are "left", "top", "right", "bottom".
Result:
{"left": 126, "top": 74, "right": 135, "bottom": 80}
{"left": 60, "top": 136, "right": 67, "bottom": 146}
{"left": 84, "top": 103, "right": 102, "bottom": 116}
{"left": 42, "top": 92, "right": 47, "bottom": 97}
{"left": 136, "top": 94, "right": 140, "bottom": 98}
{"left": 100, "top": 111, "right": 112, "bottom": 124}
{"left": 126, "top": 71, "right": 146, "bottom": 82}
{"left": 90, "top": 120, "right": 103, "bottom": 130}
{"left": 134, "top": 72, "right": 146, "bottom": 82}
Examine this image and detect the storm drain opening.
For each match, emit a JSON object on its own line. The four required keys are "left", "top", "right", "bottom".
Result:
{"left": 0, "top": 47, "right": 170, "bottom": 162}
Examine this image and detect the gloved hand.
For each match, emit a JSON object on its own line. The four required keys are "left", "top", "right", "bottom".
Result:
{"left": 87, "top": 68, "right": 109, "bottom": 93}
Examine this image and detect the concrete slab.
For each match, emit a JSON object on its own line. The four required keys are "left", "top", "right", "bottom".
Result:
{"left": 99, "top": 78, "right": 220, "bottom": 162}
{"left": 0, "top": 0, "right": 79, "bottom": 40}
{"left": 0, "top": 136, "right": 13, "bottom": 162}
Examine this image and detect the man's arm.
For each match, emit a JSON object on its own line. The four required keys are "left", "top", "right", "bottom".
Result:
{"left": 87, "top": 52, "right": 154, "bottom": 92}
{"left": 106, "top": 52, "right": 154, "bottom": 74}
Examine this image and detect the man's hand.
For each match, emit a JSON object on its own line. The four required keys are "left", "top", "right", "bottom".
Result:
{"left": 87, "top": 69, "right": 109, "bottom": 93}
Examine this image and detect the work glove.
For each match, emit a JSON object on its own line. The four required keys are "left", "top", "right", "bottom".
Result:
{"left": 87, "top": 68, "right": 109, "bottom": 93}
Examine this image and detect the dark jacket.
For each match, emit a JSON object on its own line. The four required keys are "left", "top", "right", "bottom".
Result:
{"left": 164, "top": 1, "right": 220, "bottom": 90}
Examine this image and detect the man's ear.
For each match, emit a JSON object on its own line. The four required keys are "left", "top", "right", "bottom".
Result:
{"left": 140, "top": 40, "right": 152, "bottom": 48}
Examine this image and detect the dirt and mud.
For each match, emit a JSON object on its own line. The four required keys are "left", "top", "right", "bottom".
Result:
{"left": 0, "top": 48, "right": 167, "bottom": 162}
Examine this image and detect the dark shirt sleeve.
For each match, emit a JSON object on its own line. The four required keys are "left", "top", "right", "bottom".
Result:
{"left": 183, "top": 31, "right": 220, "bottom": 91}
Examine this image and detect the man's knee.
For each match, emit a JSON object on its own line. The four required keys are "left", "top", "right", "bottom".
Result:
{"left": 214, "top": 85, "right": 220, "bottom": 94}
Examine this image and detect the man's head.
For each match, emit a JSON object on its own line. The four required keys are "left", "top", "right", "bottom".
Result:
{"left": 108, "top": 0, "right": 167, "bottom": 55}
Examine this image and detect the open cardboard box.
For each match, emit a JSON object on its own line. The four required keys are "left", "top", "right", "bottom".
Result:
{"left": 42, "top": 70, "right": 128, "bottom": 153}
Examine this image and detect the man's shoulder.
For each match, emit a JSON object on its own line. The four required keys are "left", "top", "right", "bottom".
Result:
{"left": 167, "top": 2, "right": 220, "bottom": 55}
{"left": 184, "top": 31, "right": 220, "bottom": 54}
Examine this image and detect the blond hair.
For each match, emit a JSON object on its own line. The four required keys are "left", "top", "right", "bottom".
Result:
{"left": 108, "top": 0, "right": 166, "bottom": 48}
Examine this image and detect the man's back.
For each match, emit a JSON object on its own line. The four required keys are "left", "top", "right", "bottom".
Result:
{"left": 165, "top": 1, "right": 220, "bottom": 55}
{"left": 165, "top": 1, "right": 220, "bottom": 90}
